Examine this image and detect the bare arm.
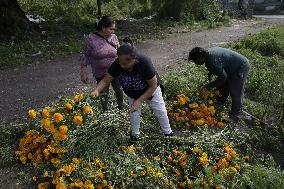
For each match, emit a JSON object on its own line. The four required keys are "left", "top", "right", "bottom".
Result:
{"left": 91, "top": 73, "right": 114, "bottom": 97}
{"left": 80, "top": 63, "right": 89, "bottom": 84}
{"left": 130, "top": 76, "right": 158, "bottom": 112}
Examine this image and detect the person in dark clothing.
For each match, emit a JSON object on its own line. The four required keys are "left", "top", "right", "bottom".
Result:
{"left": 91, "top": 43, "right": 173, "bottom": 141}
{"left": 188, "top": 47, "right": 250, "bottom": 121}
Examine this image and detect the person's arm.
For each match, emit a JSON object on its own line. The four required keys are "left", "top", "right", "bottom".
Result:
{"left": 130, "top": 76, "right": 157, "bottom": 112}
{"left": 91, "top": 73, "right": 113, "bottom": 97}
{"left": 81, "top": 35, "right": 92, "bottom": 84}
{"left": 80, "top": 63, "right": 89, "bottom": 84}
{"left": 206, "top": 69, "right": 227, "bottom": 88}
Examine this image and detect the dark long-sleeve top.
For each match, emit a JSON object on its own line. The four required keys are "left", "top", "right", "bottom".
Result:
{"left": 205, "top": 47, "right": 249, "bottom": 88}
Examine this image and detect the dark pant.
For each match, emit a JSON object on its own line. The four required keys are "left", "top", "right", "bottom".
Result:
{"left": 96, "top": 77, "right": 124, "bottom": 111}
{"left": 216, "top": 64, "right": 250, "bottom": 119}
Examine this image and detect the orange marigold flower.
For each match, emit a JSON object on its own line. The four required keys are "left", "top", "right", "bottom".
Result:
{"left": 42, "top": 108, "right": 50, "bottom": 118}
{"left": 53, "top": 113, "right": 63, "bottom": 123}
{"left": 83, "top": 105, "right": 92, "bottom": 114}
{"left": 59, "top": 125, "right": 68, "bottom": 134}
{"left": 73, "top": 115, "right": 83, "bottom": 125}
{"left": 65, "top": 103, "right": 73, "bottom": 111}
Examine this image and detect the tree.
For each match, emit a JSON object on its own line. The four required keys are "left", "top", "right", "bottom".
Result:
{"left": 97, "top": 0, "right": 102, "bottom": 17}
{"left": 0, "top": 0, "right": 35, "bottom": 37}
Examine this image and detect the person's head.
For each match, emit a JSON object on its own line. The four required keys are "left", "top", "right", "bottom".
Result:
{"left": 96, "top": 16, "right": 115, "bottom": 38}
{"left": 117, "top": 42, "right": 137, "bottom": 72}
{"left": 188, "top": 47, "right": 208, "bottom": 65}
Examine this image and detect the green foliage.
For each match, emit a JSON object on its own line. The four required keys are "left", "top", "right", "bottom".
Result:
{"left": 229, "top": 26, "right": 284, "bottom": 155}
{"left": 237, "top": 165, "right": 284, "bottom": 189}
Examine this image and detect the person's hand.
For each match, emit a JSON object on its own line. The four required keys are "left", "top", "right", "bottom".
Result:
{"left": 130, "top": 99, "right": 142, "bottom": 113}
{"left": 91, "top": 90, "right": 99, "bottom": 98}
{"left": 81, "top": 72, "right": 89, "bottom": 84}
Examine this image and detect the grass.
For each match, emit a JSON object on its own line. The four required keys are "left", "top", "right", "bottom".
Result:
{"left": 0, "top": 15, "right": 230, "bottom": 68}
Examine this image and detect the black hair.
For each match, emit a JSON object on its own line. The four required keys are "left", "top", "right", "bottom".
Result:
{"left": 96, "top": 16, "right": 115, "bottom": 31}
{"left": 117, "top": 42, "right": 137, "bottom": 58}
{"left": 122, "top": 37, "right": 133, "bottom": 45}
{"left": 188, "top": 47, "right": 208, "bottom": 62}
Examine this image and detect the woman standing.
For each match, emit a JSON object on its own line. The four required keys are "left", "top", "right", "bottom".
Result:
{"left": 91, "top": 43, "right": 173, "bottom": 141}
{"left": 81, "top": 16, "right": 124, "bottom": 111}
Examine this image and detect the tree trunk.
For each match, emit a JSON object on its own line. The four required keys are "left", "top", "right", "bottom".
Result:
{"left": 0, "top": 0, "right": 33, "bottom": 37}
{"left": 97, "top": 0, "right": 102, "bottom": 17}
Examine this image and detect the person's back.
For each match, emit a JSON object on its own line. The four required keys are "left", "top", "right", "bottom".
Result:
{"left": 206, "top": 47, "right": 249, "bottom": 76}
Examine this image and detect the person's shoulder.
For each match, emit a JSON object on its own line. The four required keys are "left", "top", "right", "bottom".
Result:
{"left": 137, "top": 53, "right": 152, "bottom": 64}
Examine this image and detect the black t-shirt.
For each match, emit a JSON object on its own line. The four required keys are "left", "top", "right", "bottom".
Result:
{"left": 108, "top": 53, "right": 160, "bottom": 99}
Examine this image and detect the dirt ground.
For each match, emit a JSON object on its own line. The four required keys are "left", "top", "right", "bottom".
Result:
{"left": 0, "top": 16, "right": 283, "bottom": 189}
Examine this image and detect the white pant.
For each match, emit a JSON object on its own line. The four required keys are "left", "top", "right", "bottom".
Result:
{"left": 128, "top": 86, "right": 172, "bottom": 136}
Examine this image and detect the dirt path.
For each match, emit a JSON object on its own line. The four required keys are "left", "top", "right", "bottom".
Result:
{"left": 0, "top": 17, "right": 283, "bottom": 125}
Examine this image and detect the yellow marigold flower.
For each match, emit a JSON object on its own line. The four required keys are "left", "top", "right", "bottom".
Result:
{"left": 28, "top": 109, "right": 37, "bottom": 119}
{"left": 155, "top": 172, "right": 163, "bottom": 177}
{"left": 235, "top": 165, "right": 241, "bottom": 171}
{"left": 59, "top": 125, "right": 68, "bottom": 134}
{"left": 229, "top": 166, "right": 238, "bottom": 173}
{"left": 73, "top": 115, "right": 83, "bottom": 125}
{"left": 208, "top": 100, "right": 214, "bottom": 105}
{"left": 41, "top": 118, "right": 51, "bottom": 127}
{"left": 196, "top": 119, "right": 205, "bottom": 126}
{"left": 53, "top": 113, "right": 63, "bottom": 123}
{"left": 38, "top": 182, "right": 49, "bottom": 189}
{"left": 192, "top": 147, "right": 201, "bottom": 154}
{"left": 102, "top": 180, "right": 108, "bottom": 186}
{"left": 72, "top": 158, "right": 80, "bottom": 165}
{"left": 43, "top": 171, "right": 49, "bottom": 177}
{"left": 56, "top": 183, "right": 67, "bottom": 189}
{"left": 189, "top": 103, "right": 198, "bottom": 109}
{"left": 20, "top": 156, "right": 27, "bottom": 164}
{"left": 97, "top": 171, "right": 104, "bottom": 179}
{"left": 32, "top": 176, "right": 37, "bottom": 181}
{"left": 128, "top": 170, "right": 136, "bottom": 177}
{"left": 74, "top": 94, "right": 84, "bottom": 102}
{"left": 65, "top": 103, "right": 73, "bottom": 111}
{"left": 42, "top": 108, "right": 50, "bottom": 118}
{"left": 83, "top": 105, "right": 92, "bottom": 114}
{"left": 51, "top": 158, "right": 60, "bottom": 165}
{"left": 199, "top": 153, "right": 209, "bottom": 165}
{"left": 126, "top": 145, "right": 135, "bottom": 154}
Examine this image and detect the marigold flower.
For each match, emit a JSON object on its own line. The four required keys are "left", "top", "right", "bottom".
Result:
{"left": 28, "top": 109, "right": 37, "bottom": 119}
{"left": 83, "top": 105, "right": 92, "bottom": 114}
{"left": 56, "top": 183, "right": 67, "bottom": 189}
{"left": 229, "top": 166, "right": 238, "bottom": 173}
{"left": 65, "top": 103, "right": 73, "bottom": 111}
{"left": 72, "top": 158, "right": 80, "bottom": 165}
{"left": 73, "top": 115, "right": 83, "bottom": 125}
{"left": 38, "top": 182, "right": 49, "bottom": 189}
{"left": 155, "top": 172, "right": 163, "bottom": 177}
{"left": 42, "top": 108, "right": 50, "bottom": 118}
{"left": 59, "top": 125, "right": 68, "bottom": 134}
{"left": 53, "top": 113, "right": 63, "bottom": 123}
{"left": 199, "top": 153, "right": 209, "bottom": 165}
{"left": 41, "top": 118, "right": 51, "bottom": 127}
{"left": 51, "top": 158, "right": 60, "bottom": 164}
